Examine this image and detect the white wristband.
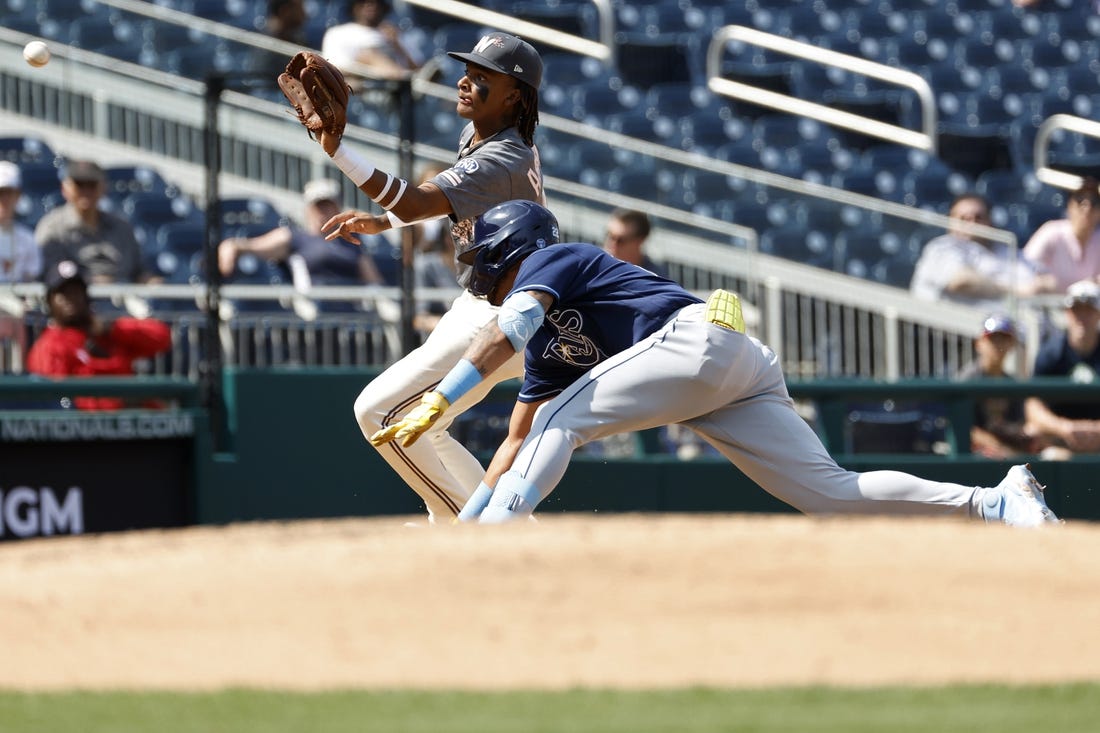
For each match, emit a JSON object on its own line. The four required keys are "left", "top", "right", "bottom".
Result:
{"left": 331, "top": 143, "right": 375, "bottom": 187}
{"left": 386, "top": 211, "right": 410, "bottom": 228}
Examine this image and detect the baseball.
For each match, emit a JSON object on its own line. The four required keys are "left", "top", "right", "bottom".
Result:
{"left": 23, "top": 41, "right": 50, "bottom": 68}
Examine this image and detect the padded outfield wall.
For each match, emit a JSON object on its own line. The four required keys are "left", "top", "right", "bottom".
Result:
{"left": 195, "top": 369, "right": 1100, "bottom": 524}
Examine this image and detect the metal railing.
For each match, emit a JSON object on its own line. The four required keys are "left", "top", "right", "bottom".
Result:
{"left": 0, "top": 10, "right": 1036, "bottom": 382}
{"left": 1035, "top": 113, "right": 1100, "bottom": 190}
{"left": 707, "top": 25, "right": 937, "bottom": 153}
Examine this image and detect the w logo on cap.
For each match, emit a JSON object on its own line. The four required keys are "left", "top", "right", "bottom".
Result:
{"left": 474, "top": 35, "right": 507, "bottom": 53}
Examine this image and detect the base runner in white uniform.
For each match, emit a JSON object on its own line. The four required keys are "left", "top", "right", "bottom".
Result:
{"left": 312, "top": 34, "right": 545, "bottom": 521}
{"left": 370, "top": 201, "right": 1062, "bottom": 528}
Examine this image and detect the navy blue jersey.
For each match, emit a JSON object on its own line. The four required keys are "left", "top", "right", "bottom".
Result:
{"left": 506, "top": 243, "right": 702, "bottom": 402}
{"left": 1032, "top": 330, "right": 1100, "bottom": 419}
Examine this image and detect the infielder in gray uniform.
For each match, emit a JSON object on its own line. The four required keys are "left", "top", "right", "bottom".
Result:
{"left": 371, "top": 201, "right": 1062, "bottom": 528}
{"left": 312, "top": 33, "right": 545, "bottom": 522}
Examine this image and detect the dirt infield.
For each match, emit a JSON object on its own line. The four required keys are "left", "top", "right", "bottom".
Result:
{"left": 2, "top": 514, "right": 1098, "bottom": 691}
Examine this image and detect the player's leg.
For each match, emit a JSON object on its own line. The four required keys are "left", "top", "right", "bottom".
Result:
{"left": 687, "top": 346, "right": 1056, "bottom": 524}
{"left": 481, "top": 307, "right": 737, "bottom": 521}
{"left": 687, "top": 393, "right": 979, "bottom": 517}
{"left": 354, "top": 291, "right": 524, "bottom": 521}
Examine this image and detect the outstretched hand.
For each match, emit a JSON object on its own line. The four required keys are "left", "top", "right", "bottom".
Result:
{"left": 322, "top": 210, "right": 385, "bottom": 244}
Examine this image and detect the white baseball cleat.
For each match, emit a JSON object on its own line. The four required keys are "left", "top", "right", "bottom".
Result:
{"left": 982, "top": 464, "right": 1061, "bottom": 527}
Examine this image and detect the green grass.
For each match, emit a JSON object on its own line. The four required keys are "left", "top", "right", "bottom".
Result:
{"left": 1, "top": 685, "right": 1098, "bottom": 733}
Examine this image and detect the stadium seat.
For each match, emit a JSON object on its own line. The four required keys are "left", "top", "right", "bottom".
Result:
{"left": 104, "top": 165, "right": 171, "bottom": 205}
{"left": 123, "top": 191, "right": 201, "bottom": 247}
{"left": 975, "top": 169, "right": 1031, "bottom": 205}
{"left": 512, "top": 1, "right": 596, "bottom": 37}
{"left": 16, "top": 161, "right": 62, "bottom": 199}
{"left": 97, "top": 39, "right": 152, "bottom": 66}
{"left": 760, "top": 223, "right": 838, "bottom": 270}
{"left": 146, "top": 221, "right": 207, "bottom": 282}
{"left": 937, "top": 125, "right": 1013, "bottom": 179}
{"left": 68, "top": 15, "right": 138, "bottom": 49}
{"left": 615, "top": 32, "right": 696, "bottom": 90}
{"left": 145, "top": 21, "right": 208, "bottom": 53}
{"left": 902, "top": 167, "right": 969, "bottom": 211}
{"left": 224, "top": 253, "right": 290, "bottom": 313}
{"left": 0, "top": 136, "right": 57, "bottom": 165}
{"left": 218, "top": 196, "right": 285, "bottom": 238}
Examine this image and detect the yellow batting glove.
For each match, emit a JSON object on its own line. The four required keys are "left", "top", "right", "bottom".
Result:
{"left": 368, "top": 391, "right": 450, "bottom": 448}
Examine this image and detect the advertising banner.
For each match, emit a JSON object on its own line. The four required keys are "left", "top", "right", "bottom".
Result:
{"left": 0, "top": 410, "right": 195, "bottom": 541}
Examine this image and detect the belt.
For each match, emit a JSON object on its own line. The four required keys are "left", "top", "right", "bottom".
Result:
{"left": 704, "top": 289, "right": 745, "bottom": 333}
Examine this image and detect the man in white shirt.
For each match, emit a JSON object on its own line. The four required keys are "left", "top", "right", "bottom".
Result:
{"left": 910, "top": 193, "right": 1056, "bottom": 311}
{"left": 321, "top": 0, "right": 421, "bottom": 85}
{"left": 0, "top": 161, "right": 41, "bottom": 283}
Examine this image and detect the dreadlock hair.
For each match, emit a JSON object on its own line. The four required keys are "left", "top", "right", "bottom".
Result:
{"left": 515, "top": 83, "right": 539, "bottom": 147}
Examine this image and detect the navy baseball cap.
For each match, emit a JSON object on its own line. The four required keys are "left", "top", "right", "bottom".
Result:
{"left": 44, "top": 259, "right": 87, "bottom": 295}
{"left": 448, "top": 33, "right": 542, "bottom": 89}
{"left": 981, "top": 314, "right": 1018, "bottom": 339}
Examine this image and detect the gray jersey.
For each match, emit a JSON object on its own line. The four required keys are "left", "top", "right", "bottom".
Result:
{"left": 430, "top": 123, "right": 543, "bottom": 289}
{"left": 35, "top": 205, "right": 146, "bottom": 283}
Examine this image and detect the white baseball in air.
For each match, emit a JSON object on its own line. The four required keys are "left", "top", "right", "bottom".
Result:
{"left": 23, "top": 41, "right": 51, "bottom": 68}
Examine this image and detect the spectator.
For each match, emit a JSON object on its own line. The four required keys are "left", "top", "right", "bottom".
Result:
{"left": 910, "top": 193, "right": 1056, "bottom": 310}
{"left": 1024, "top": 280, "right": 1100, "bottom": 455}
{"left": 603, "top": 208, "right": 668, "bottom": 278}
{"left": 1022, "top": 177, "right": 1100, "bottom": 293}
{"left": 245, "top": 0, "right": 308, "bottom": 87}
{"left": 217, "top": 178, "right": 385, "bottom": 310}
{"left": 956, "top": 314, "right": 1041, "bottom": 459}
{"left": 321, "top": 0, "right": 422, "bottom": 86}
{"left": 0, "top": 161, "right": 41, "bottom": 283}
{"left": 26, "top": 260, "right": 171, "bottom": 410}
{"left": 34, "top": 160, "right": 152, "bottom": 285}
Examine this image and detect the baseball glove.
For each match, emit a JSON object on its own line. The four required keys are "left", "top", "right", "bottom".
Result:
{"left": 277, "top": 52, "right": 351, "bottom": 139}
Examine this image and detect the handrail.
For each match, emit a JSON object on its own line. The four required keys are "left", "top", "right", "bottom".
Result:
{"left": 1034, "top": 113, "right": 1100, "bottom": 190}
{"left": 706, "top": 25, "right": 937, "bottom": 153}
{"left": 399, "top": 0, "right": 615, "bottom": 64}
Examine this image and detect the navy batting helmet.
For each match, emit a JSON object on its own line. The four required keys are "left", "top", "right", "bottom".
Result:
{"left": 459, "top": 200, "right": 560, "bottom": 298}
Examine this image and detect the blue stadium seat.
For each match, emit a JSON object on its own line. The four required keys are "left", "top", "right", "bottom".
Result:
{"left": 224, "top": 253, "right": 290, "bottom": 313}
{"left": 181, "top": 0, "right": 244, "bottom": 23}
{"left": 570, "top": 79, "right": 634, "bottom": 122}
{"left": 681, "top": 170, "right": 737, "bottom": 216}
{"left": 145, "top": 21, "right": 208, "bottom": 53}
{"left": 104, "top": 165, "right": 171, "bottom": 205}
{"left": 431, "top": 24, "right": 486, "bottom": 58}
{"left": 775, "top": 4, "right": 826, "bottom": 39}
{"left": 123, "top": 191, "right": 201, "bottom": 247}
{"left": 936, "top": 125, "right": 1013, "bottom": 179}
{"left": 832, "top": 167, "right": 903, "bottom": 203}
{"left": 97, "top": 39, "right": 152, "bottom": 66}
{"left": 16, "top": 161, "right": 62, "bottom": 199}
{"left": 146, "top": 221, "right": 207, "bottom": 283}
{"left": 975, "top": 169, "right": 1030, "bottom": 205}
{"left": 979, "top": 65, "right": 1042, "bottom": 100}
{"left": 615, "top": 32, "right": 696, "bottom": 89}
{"left": 218, "top": 196, "right": 285, "bottom": 238}
{"left": 68, "top": 15, "right": 136, "bottom": 49}
{"left": 1023, "top": 37, "right": 1076, "bottom": 70}
{"left": 512, "top": 1, "right": 596, "bottom": 37}
{"left": 0, "top": 136, "right": 57, "bottom": 165}
{"left": 902, "top": 167, "right": 969, "bottom": 211}
{"left": 752, "top": 114, "right": 823, "bottom": 151}
{"left": 761, "top": 224, "right": 838, "bottom": 270}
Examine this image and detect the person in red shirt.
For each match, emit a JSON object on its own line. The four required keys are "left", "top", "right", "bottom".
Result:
{"left": 27, "top": 260, "right": 172, "bottom": 410}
